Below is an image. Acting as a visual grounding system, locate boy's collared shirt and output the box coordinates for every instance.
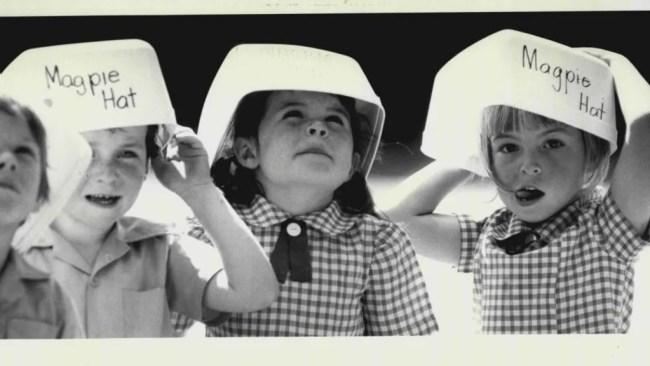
[0,248,83,338]
[23,217,224,338]
[457,190,649,333]
[189,194,438,336]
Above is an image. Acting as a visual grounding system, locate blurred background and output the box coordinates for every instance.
[2,11,650,334]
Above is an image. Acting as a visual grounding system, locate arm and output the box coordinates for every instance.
[584,49,650,235]
[383,161,472,264]
[153,128,279,312]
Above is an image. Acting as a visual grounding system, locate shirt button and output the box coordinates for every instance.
[89,277,99,287]
[286,222,302,237]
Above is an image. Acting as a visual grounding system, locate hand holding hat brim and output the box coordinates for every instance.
[152,126,213,200]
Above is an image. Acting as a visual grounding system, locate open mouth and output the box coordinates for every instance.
[85,194,121,207]
[514,187,545,205]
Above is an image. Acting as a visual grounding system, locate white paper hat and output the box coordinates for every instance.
[0,94,92,253]
[0,39,177,141]
[421,29,617,176]
[197,43,385,177]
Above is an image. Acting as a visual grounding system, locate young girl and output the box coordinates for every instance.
[4,39,278,337]
[387,29,650,333]
[0,96,83,338]
[187,44,437,336]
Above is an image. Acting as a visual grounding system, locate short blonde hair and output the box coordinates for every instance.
[480,105,611,192]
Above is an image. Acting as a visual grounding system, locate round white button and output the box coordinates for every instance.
[286,222,302,237]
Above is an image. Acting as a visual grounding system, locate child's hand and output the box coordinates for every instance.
[151,126,213,200]
[579,47,650,125]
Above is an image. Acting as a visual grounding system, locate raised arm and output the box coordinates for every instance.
[584,49,650,235]
[153,128,278,312]
[384,161,472,264]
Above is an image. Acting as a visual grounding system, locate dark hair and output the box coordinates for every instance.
[0,97,49,203]
[210,90,377,215]
[145,124,160,160]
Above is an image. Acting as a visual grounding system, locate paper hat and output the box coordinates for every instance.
[420,29,617,176]
[197,43,385,177]
[4,97,92,253]
[0,39,177,142]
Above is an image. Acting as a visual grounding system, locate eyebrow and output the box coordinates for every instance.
[17,136,38,146]
[278,101,305,108]
[539,126,572,136]
[119,142,145,149]
[491,132,517,140]
[87,140,144,150]
[278,101,350,117]
[492,126,572,140]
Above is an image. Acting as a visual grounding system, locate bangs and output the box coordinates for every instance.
[480,104,611,192]
[482,105,562,137]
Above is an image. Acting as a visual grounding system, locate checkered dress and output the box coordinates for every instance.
[457,190,649,333]
[188,195,438,336]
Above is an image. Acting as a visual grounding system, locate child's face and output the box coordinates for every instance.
[491,122,587,223]
[63,126,148,229]
[241,90,357,194]
[0,111,42,228]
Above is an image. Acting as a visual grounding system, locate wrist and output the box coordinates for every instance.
[179,181,220,203]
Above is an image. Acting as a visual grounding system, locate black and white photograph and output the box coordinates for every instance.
[1,2,649,364]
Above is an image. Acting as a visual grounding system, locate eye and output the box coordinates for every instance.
[324,115,347,126]
[543,139,565,149]
[281,109,304,120]
[496,143,519,154]
[118,149,140,159]
[15,145,36,158]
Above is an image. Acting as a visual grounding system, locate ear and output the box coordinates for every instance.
[233,137,261,170]
[349,152,361,178]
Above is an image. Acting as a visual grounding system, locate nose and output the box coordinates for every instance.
[520,152,542,176]
[0,151,17,172]
[306,120,329,138]
[87,159,120,185]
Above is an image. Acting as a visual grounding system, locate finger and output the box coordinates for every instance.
[171,126,198,140]
[151,154,173,172]
[174,135,204,150]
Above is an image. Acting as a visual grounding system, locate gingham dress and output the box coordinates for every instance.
[189,195,438,336]
[457,190,649,333]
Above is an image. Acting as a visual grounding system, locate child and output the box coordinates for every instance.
[3,39,278,337]
[188,44,437,336]
[387,29,650,333]
[0,96,84,338]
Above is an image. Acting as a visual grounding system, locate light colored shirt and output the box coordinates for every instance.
[189,195,438,336]
[23,216,223,337]
[457,190,649,333]
[0,248,83,338]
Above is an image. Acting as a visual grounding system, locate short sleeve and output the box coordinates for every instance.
[456,214,484,273]
[596,191,650,262]
[165,234,225,323]
[363,222,438,335]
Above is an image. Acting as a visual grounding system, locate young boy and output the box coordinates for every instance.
[387,30,650,333]
[3,39,278,337]
[0,96,86,338]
